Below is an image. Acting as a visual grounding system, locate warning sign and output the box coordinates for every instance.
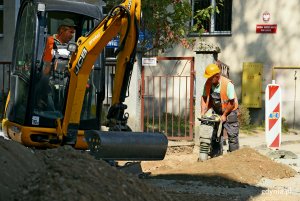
[256,24,277,33]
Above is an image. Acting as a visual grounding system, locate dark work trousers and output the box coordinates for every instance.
[223,110,239,151]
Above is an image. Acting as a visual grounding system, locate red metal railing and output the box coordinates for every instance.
[141,57,195,141]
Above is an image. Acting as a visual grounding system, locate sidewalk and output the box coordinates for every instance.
[238,130,300,173]
[239,130,300,154]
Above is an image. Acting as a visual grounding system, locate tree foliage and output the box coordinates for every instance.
[192,1,223,34]
[103,0,221,53]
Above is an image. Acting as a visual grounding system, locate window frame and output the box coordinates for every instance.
[190,0,232,36]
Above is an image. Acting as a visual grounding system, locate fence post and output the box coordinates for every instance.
[125,52,142,132]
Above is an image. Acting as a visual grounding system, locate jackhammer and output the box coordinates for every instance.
[197,114,223,161]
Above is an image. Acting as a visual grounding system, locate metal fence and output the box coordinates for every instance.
[216,60,230,78]
[141,57,195,140]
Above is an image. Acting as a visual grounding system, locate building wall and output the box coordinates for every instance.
[0,0,19,61]
[214,0,300,128]
[163,0,300,129]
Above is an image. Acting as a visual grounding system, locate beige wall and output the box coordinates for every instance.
[212,0,300,128]
[163,0,300,128]
[0,0,19,61]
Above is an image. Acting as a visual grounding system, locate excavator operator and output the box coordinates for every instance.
[36,18,76,112]
[42,18,76,75]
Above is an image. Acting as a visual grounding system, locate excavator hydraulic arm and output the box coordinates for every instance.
[61,0,167,160]
[63,0,140,135]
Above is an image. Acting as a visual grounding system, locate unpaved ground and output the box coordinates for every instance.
[1,130,300,201]
[0,136,173,201]
[141,131,300,201]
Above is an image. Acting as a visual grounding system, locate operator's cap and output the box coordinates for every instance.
[204,63,221,78]
[60,18,76,27]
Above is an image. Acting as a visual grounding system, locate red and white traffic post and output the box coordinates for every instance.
[265,80,281,149]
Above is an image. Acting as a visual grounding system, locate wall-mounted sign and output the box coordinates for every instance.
[142,57,157,66]
[256,24,277,33]
[262,11,270,23]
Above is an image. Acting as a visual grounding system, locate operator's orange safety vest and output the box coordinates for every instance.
[203,76,239,112]
[43,36,55,63]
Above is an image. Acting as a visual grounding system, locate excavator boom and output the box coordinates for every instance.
[64,0,140,134]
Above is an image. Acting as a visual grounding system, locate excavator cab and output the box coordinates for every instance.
[4,0,103,142]
[2,0,168,161]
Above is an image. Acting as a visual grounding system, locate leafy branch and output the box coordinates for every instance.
[103,0,223,53]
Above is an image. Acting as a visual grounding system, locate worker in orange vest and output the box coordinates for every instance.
[43,18,76,75]
[36,18,76,111]
[201,63,240,152]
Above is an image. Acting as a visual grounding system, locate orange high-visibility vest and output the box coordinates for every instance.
[204,76,238,112]
[43,36,55,63]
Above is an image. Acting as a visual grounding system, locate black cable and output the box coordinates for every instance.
[112,6,131,56]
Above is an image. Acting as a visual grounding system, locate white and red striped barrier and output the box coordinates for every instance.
[265,80,281,149]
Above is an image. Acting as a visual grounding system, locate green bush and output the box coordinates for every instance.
[282,117,289,133]
[238,104,251,129]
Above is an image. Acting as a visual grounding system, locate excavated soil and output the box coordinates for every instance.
[0,137,173,201]
[0,135,299,201]
[143,146,296,185]
[141,145,299,201]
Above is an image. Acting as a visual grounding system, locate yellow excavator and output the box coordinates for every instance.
[2,0,167,161]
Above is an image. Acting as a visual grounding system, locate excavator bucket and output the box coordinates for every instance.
[84,130,168,160]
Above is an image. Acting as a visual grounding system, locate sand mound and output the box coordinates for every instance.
[152,147,297,185]
[0,137,173,201]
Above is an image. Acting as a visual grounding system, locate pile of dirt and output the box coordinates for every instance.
[0,137,43,200]
[144,147,297,185]
[1,135,298,201]
[0,137,173,201]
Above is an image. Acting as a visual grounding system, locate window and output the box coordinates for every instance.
[191,0,232,36]
[6,2,36,124]
[0,0,3,36]
[32,11,98,127]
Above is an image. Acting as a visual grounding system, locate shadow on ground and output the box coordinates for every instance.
[142,174,266,201]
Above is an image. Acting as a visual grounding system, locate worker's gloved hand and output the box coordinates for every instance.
[221,114,227,123]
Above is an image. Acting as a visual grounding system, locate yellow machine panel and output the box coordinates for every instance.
[242,62,263,108]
